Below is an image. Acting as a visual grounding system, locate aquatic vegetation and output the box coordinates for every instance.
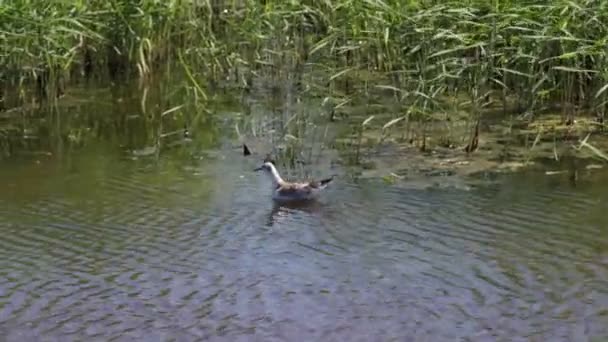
[0,0,215,102]
[2,1,607,111]
[2,0,608,169]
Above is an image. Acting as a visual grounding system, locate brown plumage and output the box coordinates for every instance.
[275,176,334,195]
[254,161,335,202]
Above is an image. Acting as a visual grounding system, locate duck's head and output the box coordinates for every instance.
[254,158,282,184]
[254,154,276,172]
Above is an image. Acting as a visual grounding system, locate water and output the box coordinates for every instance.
[1,83,608,341]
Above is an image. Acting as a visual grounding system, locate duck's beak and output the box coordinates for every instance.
[254,166,263,172]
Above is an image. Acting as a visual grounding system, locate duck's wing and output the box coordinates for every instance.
[276,176,335,197]
[276,181,313,196]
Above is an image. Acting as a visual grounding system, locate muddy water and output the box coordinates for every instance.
[1,82,607,341]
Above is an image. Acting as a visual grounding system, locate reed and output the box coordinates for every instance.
[0,0,214,101]
[3,0,608,159]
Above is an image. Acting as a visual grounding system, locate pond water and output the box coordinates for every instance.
[1,81,608,341]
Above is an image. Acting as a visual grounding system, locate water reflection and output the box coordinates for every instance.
[1,148,608,340]
[2,82,608,341]
[265,201,327,227]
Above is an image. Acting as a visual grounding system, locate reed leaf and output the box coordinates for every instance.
[383,116,405,130]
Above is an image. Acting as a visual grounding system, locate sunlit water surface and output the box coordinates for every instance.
[1,80,608,341]
[1,144,607,341]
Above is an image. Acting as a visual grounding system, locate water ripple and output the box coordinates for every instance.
[1,157,607,340]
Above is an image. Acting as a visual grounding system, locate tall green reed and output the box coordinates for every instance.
[3,0,608,162]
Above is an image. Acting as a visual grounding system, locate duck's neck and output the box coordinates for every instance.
[268,165,284,186]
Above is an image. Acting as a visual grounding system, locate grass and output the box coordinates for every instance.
[2,0,608,164]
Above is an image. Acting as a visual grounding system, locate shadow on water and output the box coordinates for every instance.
[1,76,608,341]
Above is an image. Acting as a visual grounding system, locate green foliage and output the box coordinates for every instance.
[2,0,608,127]
[1,0,207,90]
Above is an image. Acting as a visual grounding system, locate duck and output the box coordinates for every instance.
[254,160,335,202]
